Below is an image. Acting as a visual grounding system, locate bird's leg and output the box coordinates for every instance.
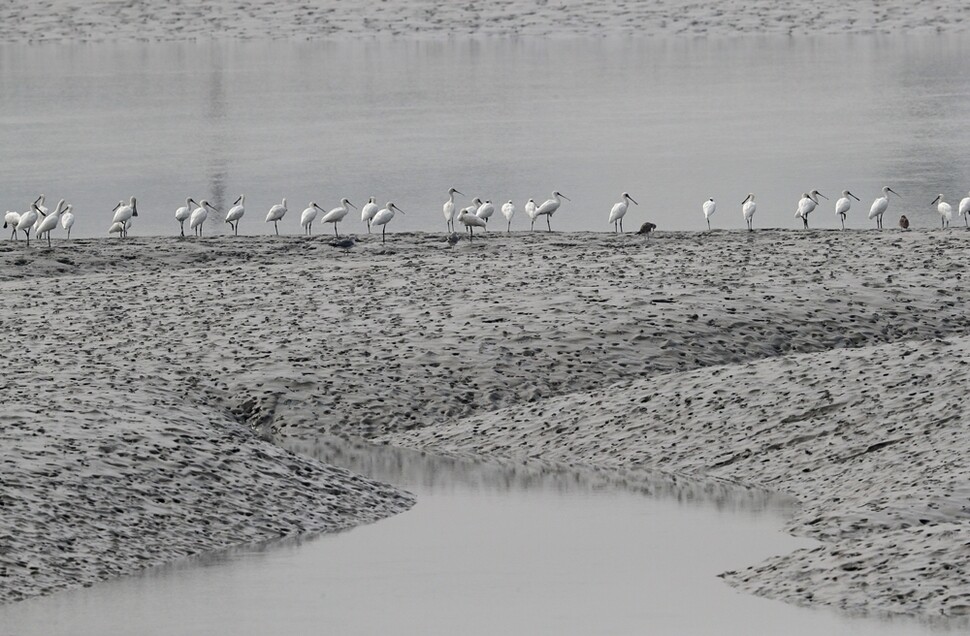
[620,219,623,233]
[382,226,386,244]
[275,221,279,236]
[334,224,338,238]
[507,221,511,233]
[546,216,551,232]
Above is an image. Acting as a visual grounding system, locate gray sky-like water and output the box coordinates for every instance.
[3,35,970,238]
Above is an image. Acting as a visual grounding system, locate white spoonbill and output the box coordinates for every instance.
[175,198,196,237]
[536,191,569,232]
[300,202,325,236]
[742,193,756,231]
[108,219,131,238]
[609,192,638,233]
[371,201,404,244]
[795,190,827,229]
[321,198,357,237]
[16,204,40,246]
[112,197,138,238]
[361,197,379,233]
[701,198,715,231]
[501,200,515,232]
[190,200,218,237]
[931,194,953,229]
[225,195,245,235]
[35,199,67,247]
[442,188,463,232]
[476,199,495,223]
[960,191,970,227]
[266,198,288,235]
[868,186,901,230]
[458,208,487,240]
[525,198,539,231]
[835,190,860,230]
[4,211,21,240]
[60,204,75,239]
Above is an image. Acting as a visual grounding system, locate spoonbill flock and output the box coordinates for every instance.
[2,184,967,247]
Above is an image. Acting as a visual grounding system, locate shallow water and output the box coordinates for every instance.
[3,35,970,238]
[0,438,955,635]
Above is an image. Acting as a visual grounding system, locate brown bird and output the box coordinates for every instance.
[637,221,657,237]
[899,215,910,230]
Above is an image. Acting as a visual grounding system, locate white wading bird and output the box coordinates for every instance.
[525,198,539,231]
[111,197,138,238]
[960,191,970,227]
[609,192,638,233]
[371,201,404,244]
[742,193,756,231]
[175,198,196,237]
[17,204,40,246]
[361,197,379,233]
[501,200,515,232]
[300,202,325,236]
[536,191,569,232]
[443,188,463,233]
[266,198,288,235]
[60,204,75,239]
[701,198,715,231]
[225,195,245,235]
[795,190,827,229]
[835,190,860,230]
[458,207,487,240]
[868,186,900,230]
[476,199,495,223]
[35,199,67,247]
[109,219,131,238]
[932,194,953,229]
[190,200,218,237]
[4,211,21,240]
[321,198,357,237]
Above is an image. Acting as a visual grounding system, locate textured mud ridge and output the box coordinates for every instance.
[1,0,967,43]
[1,229,969,615]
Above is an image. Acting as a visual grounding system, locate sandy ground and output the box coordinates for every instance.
[1,228,970,617]
[1,0,968,42]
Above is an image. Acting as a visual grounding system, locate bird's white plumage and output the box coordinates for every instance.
[190,200,209,233]
[443,188,462,231]
[959,191,970,223]
[476,200,495,221]
[741,193,756,229]
[300,203,321,230]
[702,199,716,220]
[4,211,21,239]
[36,199,67,245]
[361,197,379,225]
[536,191,570,231]
[868,186,899,229]
[933,194,953,228]
[226,195,245,224]
[501,200,515,231]
[113,196,137,226]
[459,209,487,229]
[609,193,638,232]
[60,205,75,237]
[322,198,355,224]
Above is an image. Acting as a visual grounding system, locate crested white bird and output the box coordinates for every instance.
[35,199,67,247]
[960,191,970,227]
[835,190,860,230]
[932,194,953,229]
[59,204,75,239]
[701,198,715,231]
[501,200,515,232]
[190,200,218,237]
[476,199,495,223]
[742,193,756,231]
[112,196,138,238]
[361,197,379,233]
[225,195,245,235]
[609,192,638,233]
[371,201,404,244]
[458,207,487,240]
[300,202,325,236]
[4,211,21,240]
[16,204,40,246]
[525,198,539,231]
[321,198,357,237]
[175,198,196,237]
[266,198,288,235]
[868,186,900,230]
[536,191,569,232]
[443,188,463,232]
[795,190,827,229]
[30,195,48,235]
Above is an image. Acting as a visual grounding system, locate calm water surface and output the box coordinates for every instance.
[2,35,970,237]
[0,438,956,635]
